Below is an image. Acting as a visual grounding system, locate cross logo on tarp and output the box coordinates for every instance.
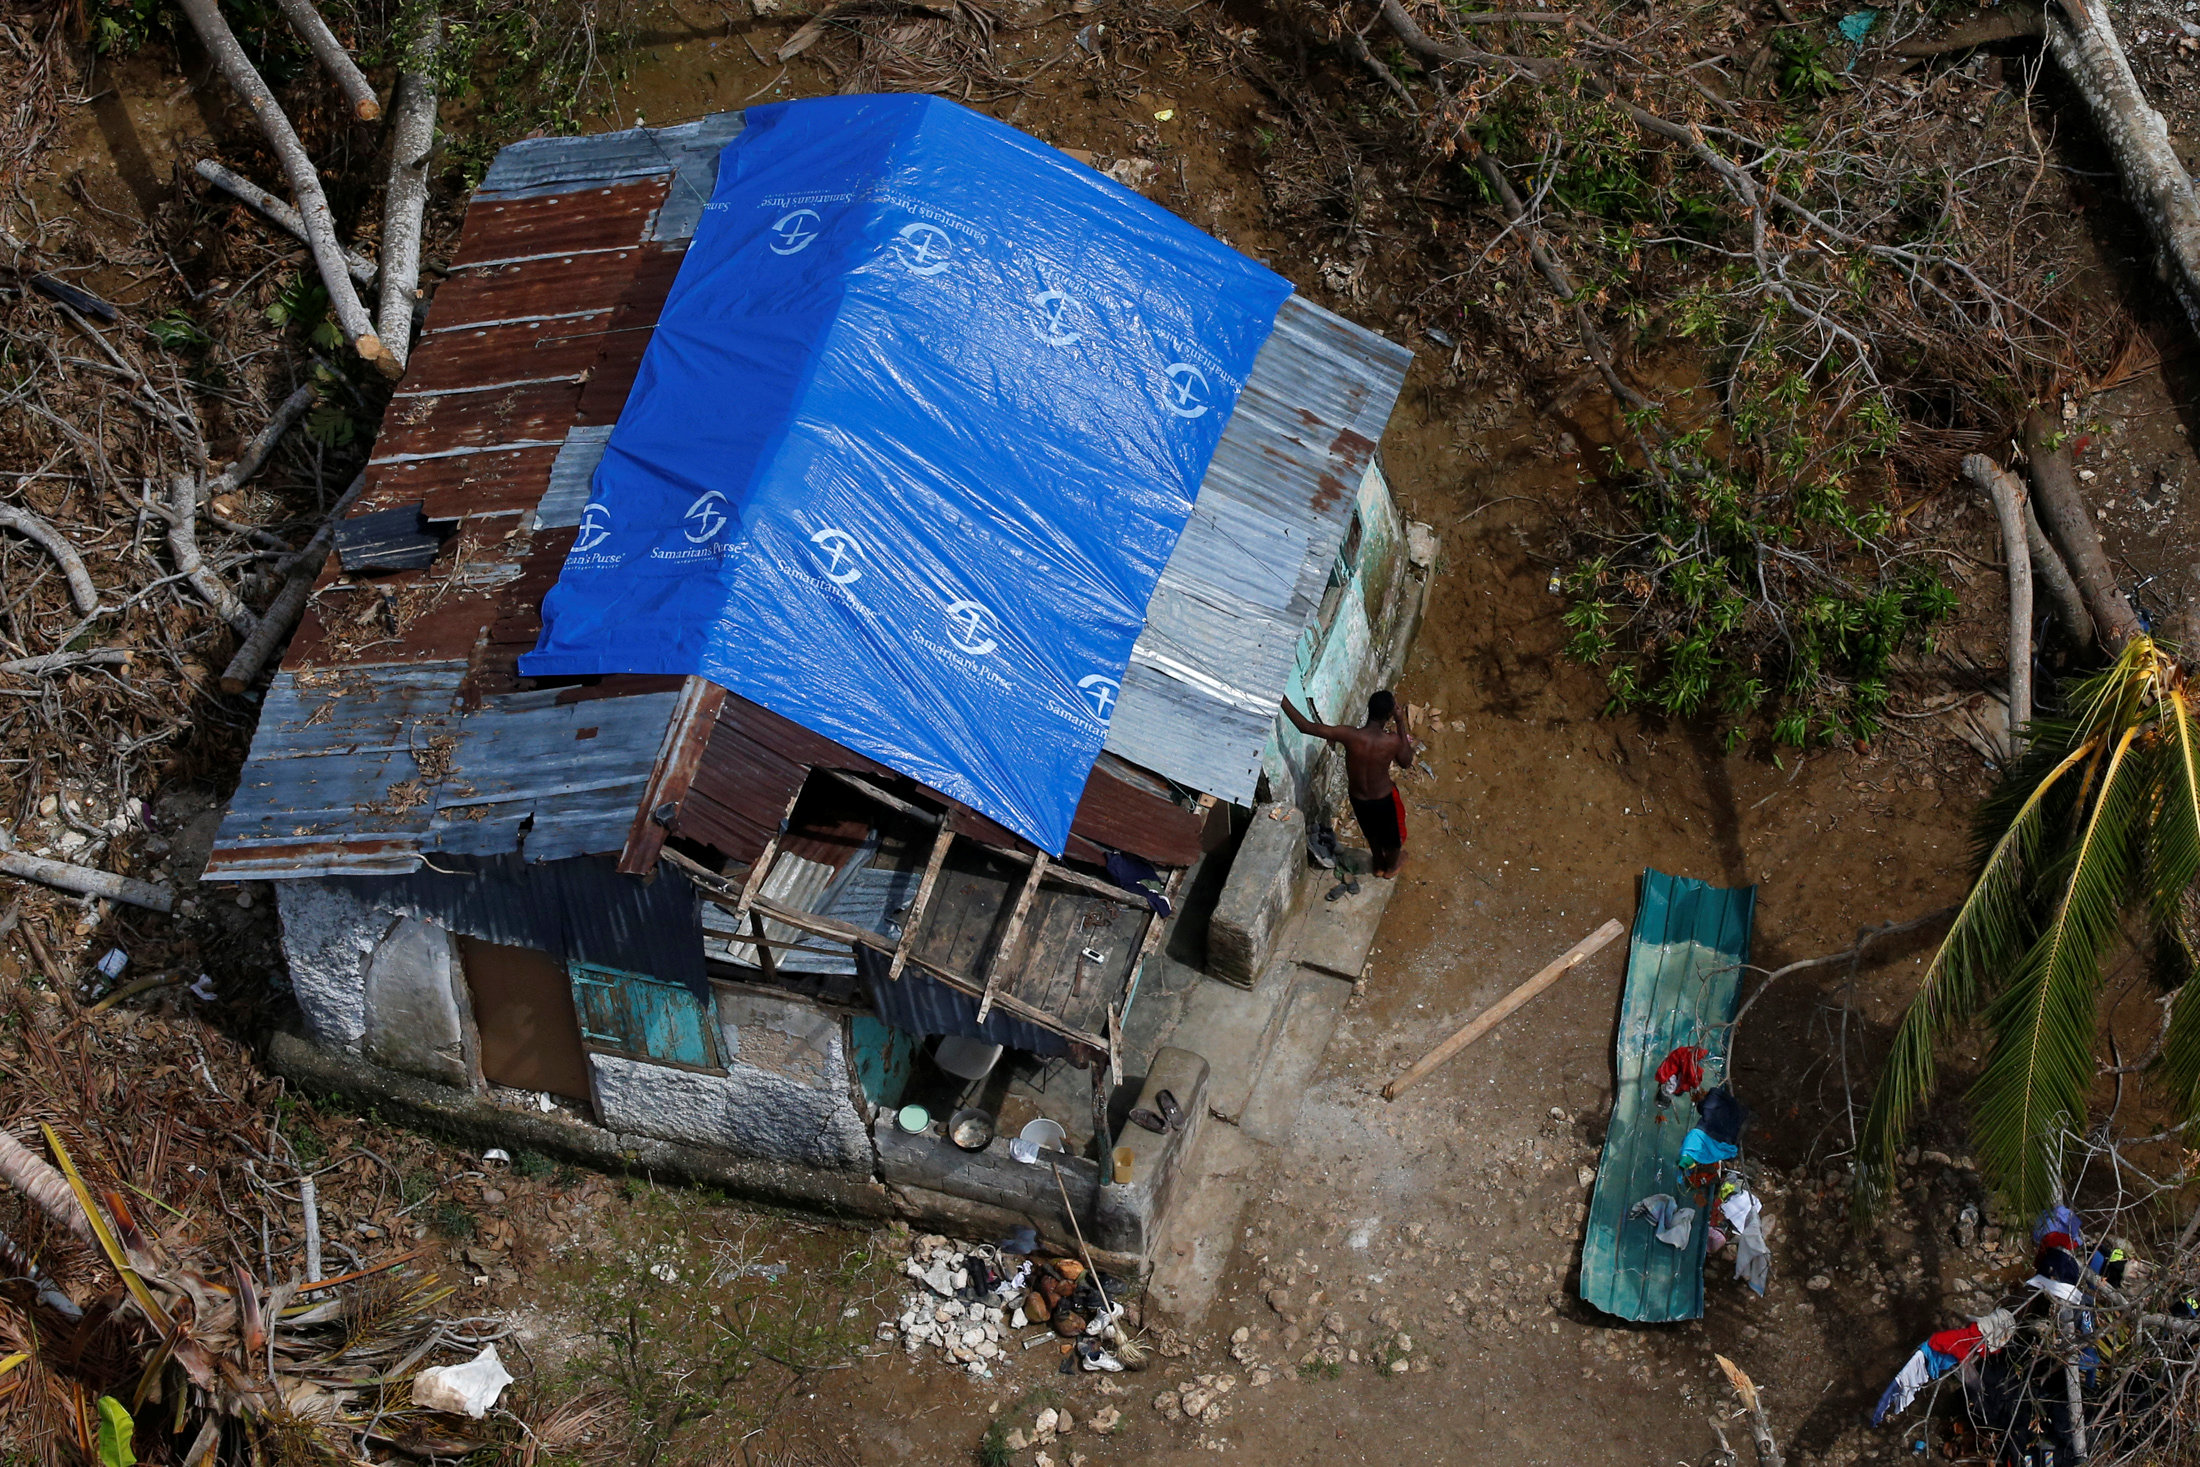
[573,502,613,552]
[683,491,731,545]
[809,526,864,585]
[770,209,821,255]
[943,599,999,656]
[1077,673,1120,720]
[891,222,954,276]
[1030,290,1082,347]
[1162,363,1211,419]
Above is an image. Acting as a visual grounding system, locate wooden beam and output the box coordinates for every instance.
[817,766,940,826]
[680,846,1111,1049]
[977,853,1048,1024]
[727,781,806,933]
[618,676,726,875]
[820,765,1148,907]
[1381,918,1625,1101]
[890,822,954,981]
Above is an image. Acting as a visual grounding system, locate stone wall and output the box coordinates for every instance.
[587,988,872,1173]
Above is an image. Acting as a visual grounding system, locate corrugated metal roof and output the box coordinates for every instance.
[207,110,1407,883]
[1104,294,1411,802]
[1579,870,1755,1324]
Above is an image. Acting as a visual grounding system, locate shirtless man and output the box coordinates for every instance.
[1279,689,1417,877]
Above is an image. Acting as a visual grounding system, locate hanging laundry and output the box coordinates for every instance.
[2032,1204,2084,1253]
[1629,1193,1697,1248]
[1680,1128,1739,1167]
[1698,1085,1749,1145]
[1872,1342,1954,1424]
[1720,1186,1770,1296]
[1654,1045,1707,1098]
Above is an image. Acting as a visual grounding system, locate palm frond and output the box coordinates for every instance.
[2150,685,2200,926]
[1856,729,2097,1192]
[1970,722,2147,1211]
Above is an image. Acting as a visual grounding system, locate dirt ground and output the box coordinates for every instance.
[20,0,2200,1463]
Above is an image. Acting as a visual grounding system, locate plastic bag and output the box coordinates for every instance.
[411,1343,514,1418]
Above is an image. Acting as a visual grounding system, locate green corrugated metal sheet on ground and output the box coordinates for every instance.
[1578,869,1756,1323]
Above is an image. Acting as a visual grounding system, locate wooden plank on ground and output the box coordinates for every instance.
[1381,917,1625,1101]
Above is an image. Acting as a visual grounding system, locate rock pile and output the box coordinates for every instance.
[884,1234,1019,1378]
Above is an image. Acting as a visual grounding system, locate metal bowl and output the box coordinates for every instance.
[949,1107,996,1151]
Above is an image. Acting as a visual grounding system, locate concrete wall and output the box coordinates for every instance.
[274,881,480,1088]
[274,878,387,1052]
[363,916,473,1088]
[587,988,872,1173]
[1210,462,1434,984]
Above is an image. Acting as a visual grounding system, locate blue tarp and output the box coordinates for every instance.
[520,95,1293,852]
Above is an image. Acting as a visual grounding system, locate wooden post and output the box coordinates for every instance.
[976,854,1047,1024]
[748,911,779,983]
[1381,918,1624,1100]
[890,822,954,981]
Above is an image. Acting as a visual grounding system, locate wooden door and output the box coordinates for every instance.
[457,937,593,1105]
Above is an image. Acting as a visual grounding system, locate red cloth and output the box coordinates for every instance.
[1927,1323,1986,1362]
[2039,1231,2075,1254]
[1655,1045,1707,1093]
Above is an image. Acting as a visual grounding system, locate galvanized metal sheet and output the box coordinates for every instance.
[1102,293,1410,798]
[1579,869,1756,1324]
[207,666,676,876]
[478,114,744,206]
[536,424,613,529]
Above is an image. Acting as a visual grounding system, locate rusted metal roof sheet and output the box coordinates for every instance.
[1102,294,1411,802]
[208,112,1406,884]
[209,131,720,882]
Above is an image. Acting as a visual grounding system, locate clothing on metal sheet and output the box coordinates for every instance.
[522,94,1294,853]
[1698,1084,1748,1145]
[1678,1127,1738,1167]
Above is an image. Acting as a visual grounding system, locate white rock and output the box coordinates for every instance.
[1012,1307,1028,1328]
[962,1328,986,1347]
[1230,1326,1250,1345]
[1035,1407,1059,1435]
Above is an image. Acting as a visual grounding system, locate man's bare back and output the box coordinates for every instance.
[1280,689,1417,876]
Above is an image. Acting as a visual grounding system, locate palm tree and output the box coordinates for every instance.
[1861,635,2200,1212]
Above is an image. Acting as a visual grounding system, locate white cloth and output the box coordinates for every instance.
[1720,1188,1769,1294]
[1881,1347,1934,1418]
[2027,1275,2081,1303]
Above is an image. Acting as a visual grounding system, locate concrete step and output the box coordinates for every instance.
[1238,966,1353,1145]
[1172,946,1303,1122]
[1143,1119,1265,1327]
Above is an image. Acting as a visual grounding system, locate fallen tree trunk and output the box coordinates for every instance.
[2044,0,2200,345]
[1962,454,2034,747]
[375,12,441,370]
[220,471,368,691]
[2021,410,2145,653]
[174,0,396,377]
[272,0,381,120]
[2022,498,2095,648]
[195,160,377,287]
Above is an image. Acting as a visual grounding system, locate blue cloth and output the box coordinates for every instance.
[1871,1343,1959,1425]
[1680,1127,1739,1166]
[1698,1084,1748,1145]
[521,94,1294,853]
[2034,1204,2084,1252]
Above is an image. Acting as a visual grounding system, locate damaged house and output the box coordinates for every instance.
[207,95,1420,1262]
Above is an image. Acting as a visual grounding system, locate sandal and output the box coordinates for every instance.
[1127,1107,1166,1134]
[1325,877,1362,902]
[1156,1089,1184,1132]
